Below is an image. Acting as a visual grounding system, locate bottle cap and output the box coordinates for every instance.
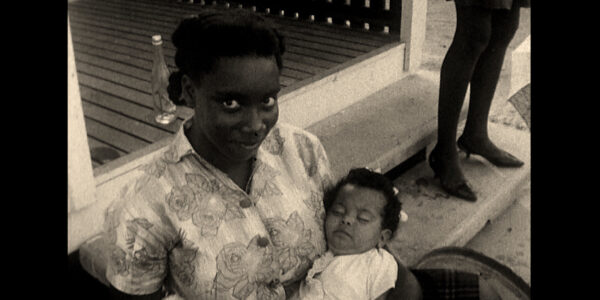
[152,35,163,45]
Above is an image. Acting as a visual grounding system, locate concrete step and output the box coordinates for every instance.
[387,122,530,266]
[308,70,468,178]
[279,43,408,130]
[465,182,531,285]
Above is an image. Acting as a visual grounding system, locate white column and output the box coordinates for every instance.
[68,17,96,213]
[400,0,427,71]
[510,35,531,96]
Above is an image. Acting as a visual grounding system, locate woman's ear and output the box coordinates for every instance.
[378,229,392,248]
[181,74,197,108]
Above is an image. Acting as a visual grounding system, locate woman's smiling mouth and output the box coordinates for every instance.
[237,140,261,150]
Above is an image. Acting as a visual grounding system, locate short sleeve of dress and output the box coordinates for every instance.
[312,135,335,190]
[292,126,335,190]
[367,249,398,299]
[104,174,179,295]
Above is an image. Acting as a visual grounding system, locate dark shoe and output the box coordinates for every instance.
[428,148,477,202]
[457,136,524,168]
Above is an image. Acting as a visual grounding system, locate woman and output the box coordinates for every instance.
[430,0,530,201]
[104,8,336,299]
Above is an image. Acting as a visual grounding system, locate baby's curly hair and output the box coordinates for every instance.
[323,168,402,235]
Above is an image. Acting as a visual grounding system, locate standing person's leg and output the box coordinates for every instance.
[431,4,492,201]
[458,2,524,167]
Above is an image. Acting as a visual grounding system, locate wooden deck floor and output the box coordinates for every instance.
[68,0,398,168]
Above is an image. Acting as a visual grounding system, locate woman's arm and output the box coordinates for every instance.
[375,289,392,300]
[386,260,422,300]
[68,195,114,254]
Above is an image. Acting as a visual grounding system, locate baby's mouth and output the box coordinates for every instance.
[333,229,352,239]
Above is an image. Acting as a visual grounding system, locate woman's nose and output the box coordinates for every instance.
[242,107,266,133]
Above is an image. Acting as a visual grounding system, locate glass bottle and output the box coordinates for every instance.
[151,35,177,125]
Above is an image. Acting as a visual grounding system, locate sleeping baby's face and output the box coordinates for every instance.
[325,184,392,256]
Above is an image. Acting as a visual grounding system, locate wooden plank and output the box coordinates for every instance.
[75,60,150,94]
[284,46,348,63]
[69,0,370,57]
[279,57,328,75]
[69,17,174,57]
[73,50,151,82]
[272,18,398,45]
[77,73,207,124]
[69,5,359,63]
[263,10,397,43]
[70,0,378,53]
[284,39,362,58]
[88,136,129,158]
[278,27,376,52]
[277,68,313,81]
[68,10,174,46]
[71,28,297,86]
[92,0,396,44]
[84,117,150,153]
[69,0,181,29]
[79,85,184,134]
[69,22,159,61]
[306,0,401,33]
[72,41,155,73]
[81,101,173,143]
[87,136,128,167]
[71,21,335,72]
[77,73,155,112]
[282,52,337,70]
[69,7,338,70]
[70,21,301,83]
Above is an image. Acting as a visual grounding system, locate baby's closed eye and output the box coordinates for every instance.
[357,212,373,223]
[330,204,345,216]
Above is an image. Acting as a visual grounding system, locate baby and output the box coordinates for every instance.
[297,168,407,300]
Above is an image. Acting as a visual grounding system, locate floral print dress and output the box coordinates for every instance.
[104,120,334,299]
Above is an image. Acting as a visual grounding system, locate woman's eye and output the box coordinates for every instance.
[262,96,276,107]
[222,99,240,110]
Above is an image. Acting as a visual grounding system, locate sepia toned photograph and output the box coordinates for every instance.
[68,0,531,298]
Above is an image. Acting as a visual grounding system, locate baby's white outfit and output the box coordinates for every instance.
[297,248,398,300]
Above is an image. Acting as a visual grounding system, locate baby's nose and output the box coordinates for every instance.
[341,215,353,225]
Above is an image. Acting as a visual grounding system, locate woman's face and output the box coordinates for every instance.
[325,184,392,256]
[185,56,280,165]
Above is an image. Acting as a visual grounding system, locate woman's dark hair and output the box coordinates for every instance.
[323,168,402,234]
[167,8,286,104]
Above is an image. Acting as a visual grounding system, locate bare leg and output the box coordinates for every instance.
[432,4,492,197]
[459,3,524,167]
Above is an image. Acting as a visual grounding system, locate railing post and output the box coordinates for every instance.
[68,16,97,213]
[400,0,427,71]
